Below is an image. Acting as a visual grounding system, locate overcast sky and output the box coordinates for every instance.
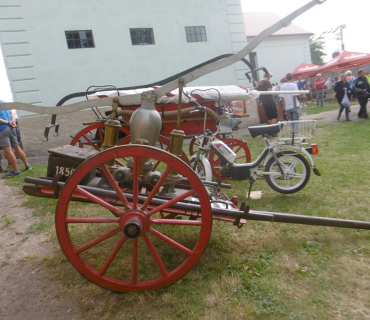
[1,0,368,102]
[241,0,369,58]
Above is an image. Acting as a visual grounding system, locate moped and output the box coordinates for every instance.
[190,105,320,195]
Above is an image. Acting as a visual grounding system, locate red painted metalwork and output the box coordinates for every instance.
[70,122,130,150]
[210,138,251,180]
[55,145,212,292]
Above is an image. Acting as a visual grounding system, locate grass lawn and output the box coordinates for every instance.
[3,117,370,320]
[301,99,357,115]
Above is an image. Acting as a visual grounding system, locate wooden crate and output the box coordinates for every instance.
[47,145,97,184]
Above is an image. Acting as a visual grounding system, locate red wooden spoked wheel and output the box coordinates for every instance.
[210,138,251,180]
[70,122,130,151]
[118,135,190,166]
[189,134,223,156]
[55,145,212,292]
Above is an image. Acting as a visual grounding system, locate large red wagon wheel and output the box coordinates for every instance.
[70,122,130,151]
[55,145,212,292]
[210,138,251,180]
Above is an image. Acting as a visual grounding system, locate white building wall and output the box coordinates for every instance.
[247,34,312,83]
[0,0,249,117]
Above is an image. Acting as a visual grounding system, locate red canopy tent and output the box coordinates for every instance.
[280,63,321,82]
[318,51,370,75]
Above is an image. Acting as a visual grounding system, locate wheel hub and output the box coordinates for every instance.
[120,210,149,239]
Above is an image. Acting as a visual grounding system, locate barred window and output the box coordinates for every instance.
[130,28,155,45]
[65,30,95,49]
[185,26,207,42]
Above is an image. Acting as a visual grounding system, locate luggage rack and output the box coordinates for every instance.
[276,120,316,146]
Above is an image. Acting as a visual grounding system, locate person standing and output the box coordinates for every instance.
[333,76,339,87]
[305,76,314,102]
[0,100,32,176]
[299,76,308,107]
[353,69,370,119]
[334,73,351,121]
[346,70,356,101]
[279,73,300,132]
[324,78,333,91]
[314,73,325,107]
[257,73,278,125]
[272,82,280,103]
[365,71,370,85]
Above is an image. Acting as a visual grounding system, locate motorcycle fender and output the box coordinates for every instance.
[189,155,213,182]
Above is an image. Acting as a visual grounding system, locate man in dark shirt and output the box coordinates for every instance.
[257,73,277,124]
[353,69,370,119]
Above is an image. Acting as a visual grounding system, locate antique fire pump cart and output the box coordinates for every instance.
[3,0,363,293]
[20,86,370,292]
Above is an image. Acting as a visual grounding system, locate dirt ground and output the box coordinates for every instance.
[0,104,362,319]
[0,180,81,320]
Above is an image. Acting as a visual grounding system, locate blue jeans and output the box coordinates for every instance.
[287,108,300,133]
[316,89,324,106]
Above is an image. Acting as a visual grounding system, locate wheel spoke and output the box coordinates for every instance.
[142,234,168,278]
[141,165,173,210]
[98,234,127,277]
[151,218,203,226]
[99,162,132,209]
[233,145,243,153]
[66,217,120,223]
[132,156,139,208]
[97,127,104,144]
[235,154,245,161]
[132,239,138,284]
[291,172,303,178]
[288,159,299,170]
[114,158,126,166]
[74,227,121,254]
[284,176,291,187]
[74,186,123,216]
[148,227,193,255]
[82,134,101,151]
[151,159,163,172]
[147,189,197,217]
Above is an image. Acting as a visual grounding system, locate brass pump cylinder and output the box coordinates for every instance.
[103,119,122,166]
[169,129,185,158]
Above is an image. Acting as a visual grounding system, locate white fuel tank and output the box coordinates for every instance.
[211,140,236,163]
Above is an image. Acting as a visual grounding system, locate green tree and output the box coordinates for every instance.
[309,35,326,65]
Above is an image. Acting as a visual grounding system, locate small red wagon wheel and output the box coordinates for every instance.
[55,145,212,292]
[210,138,251,180]
[70,122,130,151]
[118,135,190,166]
